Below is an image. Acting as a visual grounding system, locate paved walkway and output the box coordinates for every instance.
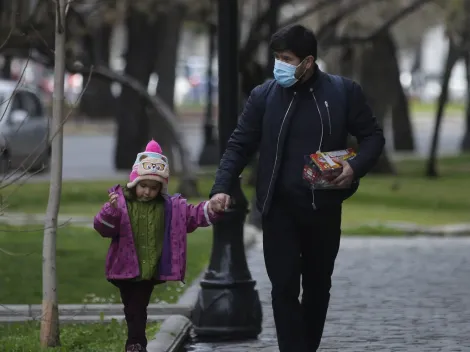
[185,237,470,351]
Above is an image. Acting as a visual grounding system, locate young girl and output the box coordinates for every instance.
[93,140,219,352]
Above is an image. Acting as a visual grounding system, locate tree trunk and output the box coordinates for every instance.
[40,0,65,347]
[386,28,414,151]
[392,83,415,151]
[357,33,396,174]
[198,18,219,167]
[1,55,11,78]
[411,39,422,74]
[155,5,184,111]
[150,5,198,197]
[153,5,183,164]
[79,25,115,119]
[265,0,281,75]
[386,29,414,151]
[426,39,460,177]
[114,9,159,170]
[460,52,470,151]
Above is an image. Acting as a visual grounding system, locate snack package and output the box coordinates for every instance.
[302,148,357,190]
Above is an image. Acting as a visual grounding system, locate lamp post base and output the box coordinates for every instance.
[192,281,262,339]
[191,200,262,340]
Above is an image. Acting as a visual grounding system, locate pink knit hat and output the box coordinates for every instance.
[127,140,170,194]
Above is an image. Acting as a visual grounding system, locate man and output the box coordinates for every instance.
[209,24,385,351]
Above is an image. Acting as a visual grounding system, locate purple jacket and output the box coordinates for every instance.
[93,185,217,282]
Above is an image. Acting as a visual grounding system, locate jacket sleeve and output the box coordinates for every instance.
[93,202,121,238]
[185,200,219,234]
[209,84,265,197]
[346,81,386,179]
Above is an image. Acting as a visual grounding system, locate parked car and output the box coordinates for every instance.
[0,79,50,174]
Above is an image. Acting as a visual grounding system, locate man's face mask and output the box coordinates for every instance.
[273,57,311,88]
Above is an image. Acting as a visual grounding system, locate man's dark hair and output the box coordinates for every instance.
[269,24,317,60]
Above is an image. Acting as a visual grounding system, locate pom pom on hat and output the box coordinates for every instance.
[145,139,162,153]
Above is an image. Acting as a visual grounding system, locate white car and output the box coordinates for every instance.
[0,79,50,174]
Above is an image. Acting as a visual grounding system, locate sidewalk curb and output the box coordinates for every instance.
[347,221,470,237]
[0,314,168,324]
[0,304,193,319]
[147,315,192,352]
[148,224,262,352]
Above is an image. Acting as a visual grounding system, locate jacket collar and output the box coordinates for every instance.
[285,63,324,93]
[302,64,325,92]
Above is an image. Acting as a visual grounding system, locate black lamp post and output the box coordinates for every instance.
[198,1,219,166]
[191,0,262,340]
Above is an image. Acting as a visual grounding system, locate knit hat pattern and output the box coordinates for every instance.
[127,140,170,194]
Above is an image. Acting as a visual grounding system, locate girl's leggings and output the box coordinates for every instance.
[113,280,155,348]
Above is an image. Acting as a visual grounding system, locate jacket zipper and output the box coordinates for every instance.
[261,92,296,214]
[310,90,326,211]
[325,101,332,135]
[310,89,324,153]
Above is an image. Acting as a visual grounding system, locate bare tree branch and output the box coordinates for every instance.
[278,0,344,29]
[315,0,388,42]
[329,0,433,46]
[240,0,336,61]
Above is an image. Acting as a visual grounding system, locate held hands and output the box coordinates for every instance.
[109,192,119,208]
[209,193,231,214]
[331,158,355,188]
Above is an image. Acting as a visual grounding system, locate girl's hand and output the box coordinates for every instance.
[109,192,119,208]
[209,193,231,213]
[207,200,216,217]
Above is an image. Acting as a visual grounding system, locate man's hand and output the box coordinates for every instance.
[209,193,231,213]
[331,158,355,188]
[109,192,119,208]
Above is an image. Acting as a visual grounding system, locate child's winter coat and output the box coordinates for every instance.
[93,185,216,282]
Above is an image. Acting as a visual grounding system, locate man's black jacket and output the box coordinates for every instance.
[210,68,385,215]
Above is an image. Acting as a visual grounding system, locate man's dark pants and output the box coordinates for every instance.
[262,195,341,352]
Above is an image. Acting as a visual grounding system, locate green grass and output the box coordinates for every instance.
[1,155,469,232]
[176,102,206,115]
[0,176,221,216]
[409,100,465,115]
[342,154,470,228]
[0,226,213,304]
[341,225,408,236]
[0,320,159,352]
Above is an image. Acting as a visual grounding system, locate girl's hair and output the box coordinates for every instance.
[122,182,164,201]
[122,185,137,200]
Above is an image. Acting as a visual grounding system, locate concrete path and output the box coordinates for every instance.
[0,303,190,324]
[185,237,470,351]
